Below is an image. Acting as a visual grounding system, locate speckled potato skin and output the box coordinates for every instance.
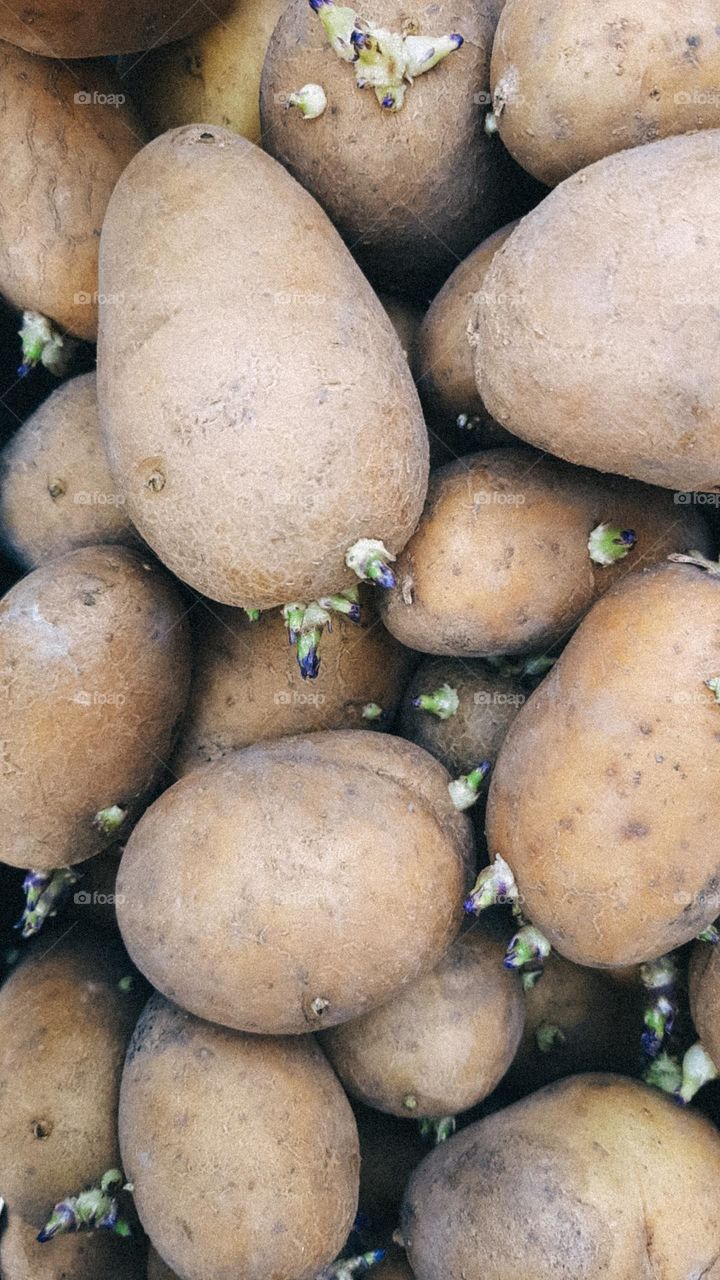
[117,731,473,1034]
[0,931,144,1229]
[0,1211,145,1280]
[491,0,720,187]
[0,0,232,58]
[172,591,415,776]
[0,545,191,870]
[690,943,720,1070]
[472,132,720,491]
[120,995,360,1280]
[0,373,140,568]
[0,45,143,340]
[487,562,720,967]
[403,1074,720,1280]
[379,448,711,657]
[260,0,539,300]
[398,657,526,775]
[320,925,524,1118]
[98,125,428,608]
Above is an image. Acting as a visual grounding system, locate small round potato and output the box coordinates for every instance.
[120,994,360,1280]
[0,0,231,58]
[117,731,473,1034]
[0,1210,145,1280]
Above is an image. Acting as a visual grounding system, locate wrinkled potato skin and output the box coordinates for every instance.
[379,448,710,656]
[0,45,143,339]
[690,943,720,1070]
[99,126,428,609]
[320,926,524,1117]
[260,0,537,299]
[0,0,232,58]
[0,373,139,567]
[120,996,360,1280]
[0,932,144,1228]
[473,132,720,492]
[403,1074,720,1280]
[117,731,472,1034]
[0,1211,145,1280]
[172,592,415,776]
[491,0,720,187]
[488,563,720,967]
[0,545,191,870]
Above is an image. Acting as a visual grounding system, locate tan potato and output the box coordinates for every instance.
[120,994,359,1280]
[354,1102,427,1237]
[690,943,720,1070]
[122,0,288,145]
[487,561,720,967]
[472,132,720,492]
[379,448,711,657]
[0,0,231,58]
[0,45,143,341]
[403,1074,720,1280]
[260,0,539,300]
[0,545,191,871]
[172,592,415,776]
[0,1210,145,1280]
[491,0,720,187]
[117,731,473,1034]
[320,925,524,1118]
[98,125,428,609]
[0,373,139,568]
[0,930,144,1228]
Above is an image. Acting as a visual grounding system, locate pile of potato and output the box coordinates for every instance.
[2,1,720,1278]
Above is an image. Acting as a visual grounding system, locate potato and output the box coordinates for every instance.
[117,731,472,1034]
[0,373,139,568]
[123,0,288,145]
[260,0,540,300]
[0,930,144,1228]
[690,943,720,1071]
[0,45,143,342]
[120,994,359,1280]
[402,1074,720,1280]
[0,545,191,871]
[379,448,710,657]
[472,132,720,492]
[172,591,414,776]
[320,924,524,1118]
[0,1211,144,1280]
[487,561,720,967]
[354,1103,426,1237]
[98,125,428,609]
[491,0,720,187]
[0,0,231,58]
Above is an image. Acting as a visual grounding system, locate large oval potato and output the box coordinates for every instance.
[0,45,143,340]
[0,545,191,870]
[117,731,472,1034]
[379,448,710,656]
[403,1075,720,1280]
[98,126,428,608]
[0,930,144,1228]
[472,132,720,491]
[491,0,720,186]
[0,1211,144,1280]
[487,561,720,967]
[172,591,414,776]
[260,0,539,300]
[0,0,231,58]
[120,995,359,1280]
[0,373,139,567]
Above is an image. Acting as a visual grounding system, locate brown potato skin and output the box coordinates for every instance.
[491,0,720,187]
[0,1211,145,1280]
[320,925,525,1118]
[487,562,720,967]
[473,132,720,492]
[0,46,143,339]
[120,995,360,1280]
[172,592,415,776]
[98,125,428,610]
[0,931,144,1228]
[0,0,232,58]
[117,731,473,1034]
[0,373,139,568]
[0,545,191,871]
[260,0,539,300]
[403,1074,720,1280]
[379,448,711,657]
[690,943,720,1070]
